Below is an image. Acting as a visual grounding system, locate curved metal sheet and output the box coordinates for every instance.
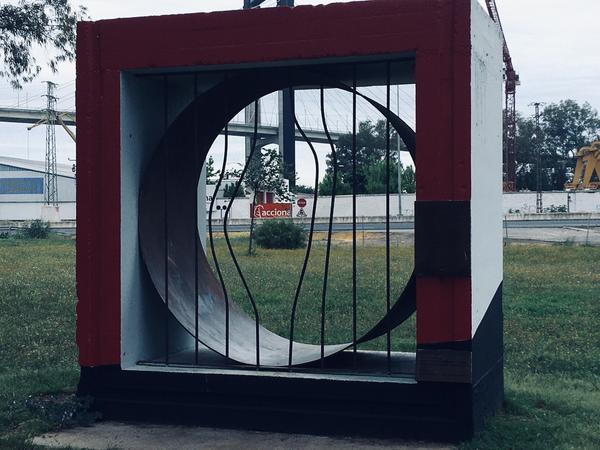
[139,67,417,366]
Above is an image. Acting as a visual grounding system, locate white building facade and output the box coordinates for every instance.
[0,157,76,221]
[1,156,598,223]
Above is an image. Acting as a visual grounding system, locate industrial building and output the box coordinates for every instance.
[0,156,75,221]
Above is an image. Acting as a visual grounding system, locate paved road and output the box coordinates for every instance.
[2,218,599,236]
[504,226,600,246]
[212,218,600,233]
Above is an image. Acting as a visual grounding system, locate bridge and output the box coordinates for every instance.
[0,107,76,126]
[0,107,343,144]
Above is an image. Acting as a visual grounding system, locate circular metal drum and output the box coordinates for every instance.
[139,67,417,367]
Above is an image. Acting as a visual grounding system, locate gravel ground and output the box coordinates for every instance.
[33,421,450,450]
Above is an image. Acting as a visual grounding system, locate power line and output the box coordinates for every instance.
[531,102,545,213]
[43,81,59,206]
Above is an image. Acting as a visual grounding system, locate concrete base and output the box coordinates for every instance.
[32,421,451,450]
[77,358,503,443]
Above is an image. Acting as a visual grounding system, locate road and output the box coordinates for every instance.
[2,219,599,243]
[211,218,600,233]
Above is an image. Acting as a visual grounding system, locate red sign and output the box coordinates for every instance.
[251,203,292,219]
[297,198,307,208]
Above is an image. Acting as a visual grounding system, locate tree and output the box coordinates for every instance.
[291,184,315,194]
[542,100,600,188]
[544,100,600,158]
[1,0,87,88]
[515,100,600,191]
[363,159,415,194]
[319,172,351,196]
[318,119,413,195]
[401,165,416,193]
[514,113,541,191]
[222,182,245,198]
[244,146,290,255]
[205,156,218,184]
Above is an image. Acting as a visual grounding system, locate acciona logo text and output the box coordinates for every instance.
[253,204,291,218]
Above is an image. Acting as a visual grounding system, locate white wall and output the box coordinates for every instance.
[121,73,205,368]
[206,191,600,220]
[0,166,76,221]
[504,191,600,213]
[0,169,75,202]
[207,193,414,221]
[470,0,504,337]
[0,201,76,221]
[1,191,597,223]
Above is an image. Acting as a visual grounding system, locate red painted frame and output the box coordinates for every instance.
[76,0,472,367]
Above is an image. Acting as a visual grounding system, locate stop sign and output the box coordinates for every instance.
[297,198,307,208]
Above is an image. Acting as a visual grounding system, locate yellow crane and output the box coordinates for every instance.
[565,141,600,190]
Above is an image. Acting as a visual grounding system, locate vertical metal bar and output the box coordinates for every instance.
[319,86,337,368]
[163,75,170,365]
[210,129,231,357]
[193,75,199,365]
[397,84,402,217]
[385,63,392,374]
[352,66,358,363]
[534,103,543,213]
[288,112,320,368]
[223,100,261,367]
[208,81,232,359]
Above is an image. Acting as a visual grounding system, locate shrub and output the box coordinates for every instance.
[544,204,568,213]
[20,220,50,239]
[223,183,245,198]
[0,231,9,239]
[254,220,307,249]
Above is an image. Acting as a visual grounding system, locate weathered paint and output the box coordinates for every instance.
[76,0,500,366]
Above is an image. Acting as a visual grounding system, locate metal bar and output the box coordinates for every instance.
[288,111,320,367]
[223,100,262,367]
[163,75,170,365]
[138,69,419,370]
[208,127,232,357]
[385,63,392,374]
[319,86,337,368]
[194,75,200,365]
[352,66,358,363]
[208,81,232,359]
[534,102,543,212]
[397,84,402,216]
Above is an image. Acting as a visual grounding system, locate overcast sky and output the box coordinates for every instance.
[1,0,599,185]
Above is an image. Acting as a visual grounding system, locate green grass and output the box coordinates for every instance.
[0,237,89,450]
[0,237,599,449]
[209,235,415,350]
[465,244,600,450]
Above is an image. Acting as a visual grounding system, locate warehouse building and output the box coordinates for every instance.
[0,156,75,222]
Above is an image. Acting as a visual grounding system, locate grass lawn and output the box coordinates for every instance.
[208,234,416,351]
[0,236,599,449]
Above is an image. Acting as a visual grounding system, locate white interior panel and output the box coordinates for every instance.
[470,0,504,336]
[120,74,207,368]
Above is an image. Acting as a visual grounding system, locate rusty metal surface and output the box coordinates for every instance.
[139,66,417,367]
